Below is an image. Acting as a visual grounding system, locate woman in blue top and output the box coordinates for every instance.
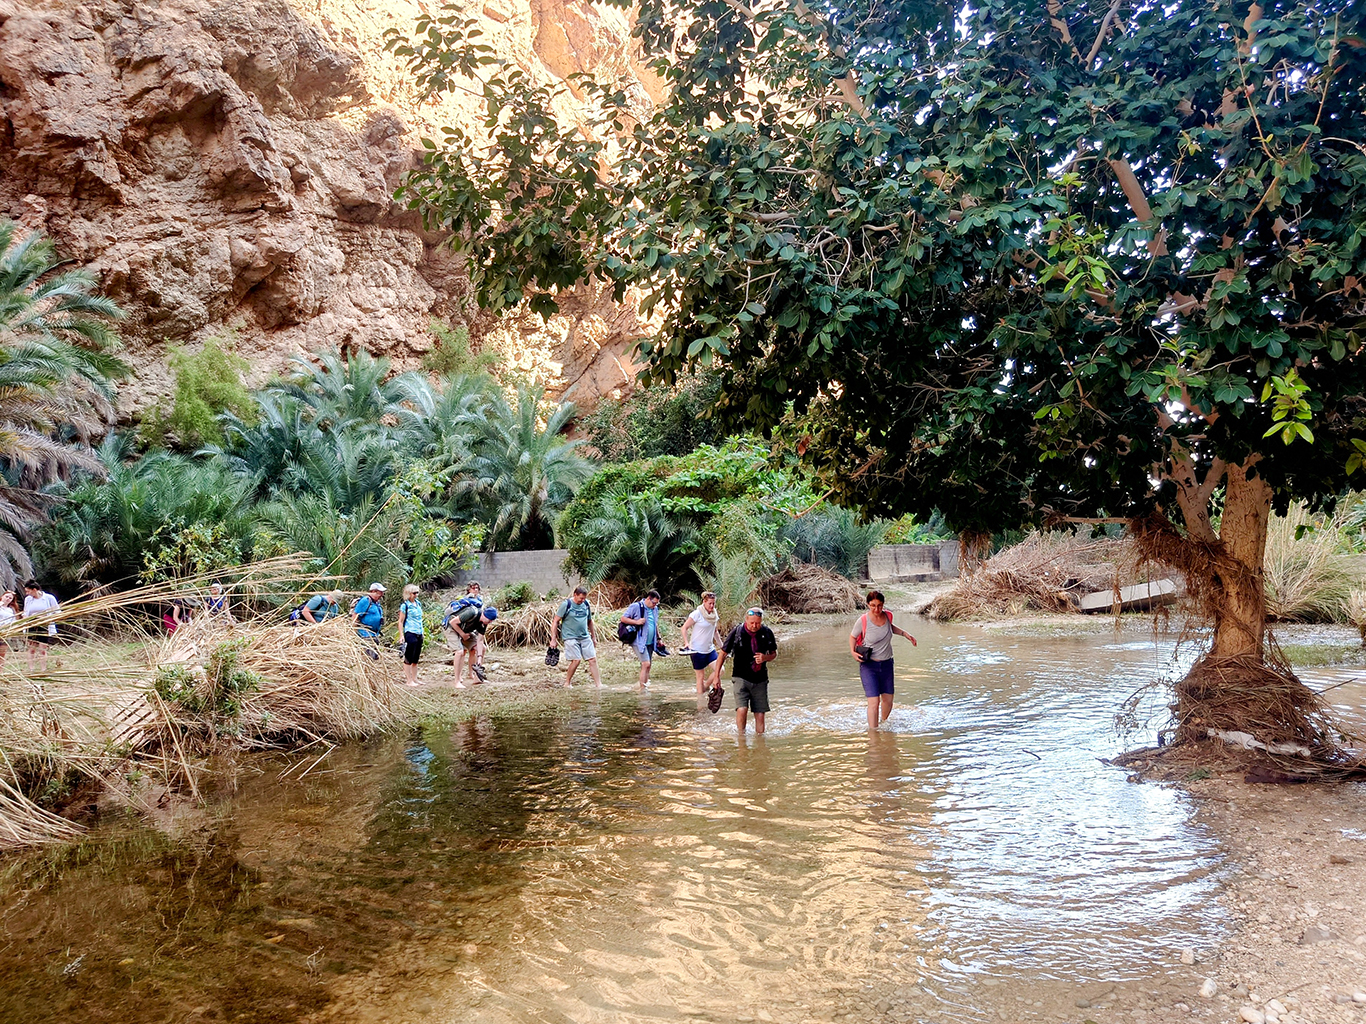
[352,582,386,640]
[398,583,424,686]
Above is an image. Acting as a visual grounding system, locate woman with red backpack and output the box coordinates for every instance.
[849,591,917,731]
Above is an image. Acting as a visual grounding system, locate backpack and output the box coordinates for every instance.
[852,610,893,645]
[287,599,308,622]
[617,602,642,644]
[443,595,482,629]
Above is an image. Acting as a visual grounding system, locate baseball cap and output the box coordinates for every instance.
[483,606,498,620]
[368,582,386,593]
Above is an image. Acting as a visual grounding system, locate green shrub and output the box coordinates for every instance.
[142,337,253,449]
[494,580,536,609]
[582,370,726,461]
[422,322,499,378]
[779,507,887,579]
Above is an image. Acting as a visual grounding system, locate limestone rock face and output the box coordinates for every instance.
[0,0,656,409]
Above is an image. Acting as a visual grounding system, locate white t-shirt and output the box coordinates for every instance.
[0,605,15,627]
[687,606,720,653]
[23,591,59,635]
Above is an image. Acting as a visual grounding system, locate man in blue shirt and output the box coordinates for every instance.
[620,589,663,691]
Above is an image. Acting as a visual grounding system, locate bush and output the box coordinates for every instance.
[142,337,253,449]
[422,322,498,378]
[779,507,887,579]
[581,371,726,461]
[494,580,536,609]
[1263,505,1361,622]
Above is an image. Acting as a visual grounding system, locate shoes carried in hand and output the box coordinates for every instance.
[473,664,487,682]
[654,644,671,657]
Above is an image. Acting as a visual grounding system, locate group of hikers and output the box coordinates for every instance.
[285,580,499,688]
[150,575,917,729]
[548,585,916,733]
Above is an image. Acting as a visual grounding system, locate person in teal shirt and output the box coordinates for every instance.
[552,585,600,688]
[398,583,425,686]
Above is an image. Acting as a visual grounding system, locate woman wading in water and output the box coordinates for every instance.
[849,591,916,731]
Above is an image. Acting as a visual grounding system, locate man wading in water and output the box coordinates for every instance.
[849,590,916,731]
[713,607,778,734]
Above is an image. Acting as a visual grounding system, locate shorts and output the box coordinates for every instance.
[563,636,596,661]
[859,658,895,697]
[734,676,770,713]
[690,650,718,671]
[28,630,56,645]
[635,645,653,663]
[403,632,423,665]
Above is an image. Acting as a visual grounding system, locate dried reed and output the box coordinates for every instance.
[754,563,862,614]
[484,602,560,649]
[920,530,1147,621]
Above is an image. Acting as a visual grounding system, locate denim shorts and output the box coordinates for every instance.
[859,658,895,697]
[690,650,718,671]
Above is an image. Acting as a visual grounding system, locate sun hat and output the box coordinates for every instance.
[368,582,386,592]
[329,589,344,603]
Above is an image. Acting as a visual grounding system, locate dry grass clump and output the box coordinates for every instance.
[1263,505,1362,622]
[921,530,1147,621]
[144,617,404,752]
[1348,589,1366,645]
[754,563,862,614]
[484,601,559,648]
[587,580,634,611]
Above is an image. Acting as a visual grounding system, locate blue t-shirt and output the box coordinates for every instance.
[304,594,340,621]
[400,600,424,636]
[354,596,384,637]
[628,601,658,650]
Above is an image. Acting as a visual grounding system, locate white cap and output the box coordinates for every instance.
[368,582,386,592]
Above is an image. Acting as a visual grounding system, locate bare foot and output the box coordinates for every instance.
[455,682,467,689]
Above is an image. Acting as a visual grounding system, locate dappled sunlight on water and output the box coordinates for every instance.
[1,617,1236,1023]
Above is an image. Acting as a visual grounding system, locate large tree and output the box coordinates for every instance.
[390,2,1366,752]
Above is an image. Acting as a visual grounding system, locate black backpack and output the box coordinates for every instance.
[617,602,641,644]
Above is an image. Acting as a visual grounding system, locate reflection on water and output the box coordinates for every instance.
[2,619,1258,1022]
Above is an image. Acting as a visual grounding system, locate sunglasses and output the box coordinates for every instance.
[746,608,763,617]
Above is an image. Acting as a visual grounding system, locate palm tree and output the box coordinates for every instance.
[575,489,700,591]
[0,220,125,583]
[451,386,593,550]
[36,435,254,586]
[270,349,404,433]
[255,491,410,593]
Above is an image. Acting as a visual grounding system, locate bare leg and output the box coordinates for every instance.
[754,711,766,735]
[736,707,748,732]
[453,648,467,688]
[637,658,650,690]
[564,660,579,687]
[880,693,894,724]
[866,697,880,731]
[586,657,601,688]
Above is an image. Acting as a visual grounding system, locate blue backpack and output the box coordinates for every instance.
[443,595,482,629]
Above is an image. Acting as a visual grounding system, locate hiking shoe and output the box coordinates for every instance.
[473,664,487,682]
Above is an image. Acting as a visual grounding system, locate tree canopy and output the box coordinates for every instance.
[392,0,1366,678]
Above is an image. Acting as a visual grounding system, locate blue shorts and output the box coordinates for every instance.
[860,659,895,697]
[690,650,718,671]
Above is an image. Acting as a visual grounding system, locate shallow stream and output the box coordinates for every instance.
[6,618,1362,1023]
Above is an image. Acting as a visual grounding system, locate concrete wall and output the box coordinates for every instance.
[448,550,583,598]
[867,541,960,583]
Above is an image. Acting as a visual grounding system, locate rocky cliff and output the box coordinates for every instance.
[0,0,657,410]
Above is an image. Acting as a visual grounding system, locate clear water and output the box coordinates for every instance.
[0,619,1241,1023]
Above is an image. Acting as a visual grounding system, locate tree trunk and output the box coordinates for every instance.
[1207,460,1272,661]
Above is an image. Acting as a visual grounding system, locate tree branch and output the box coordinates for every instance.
[1084,0,1123,67]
